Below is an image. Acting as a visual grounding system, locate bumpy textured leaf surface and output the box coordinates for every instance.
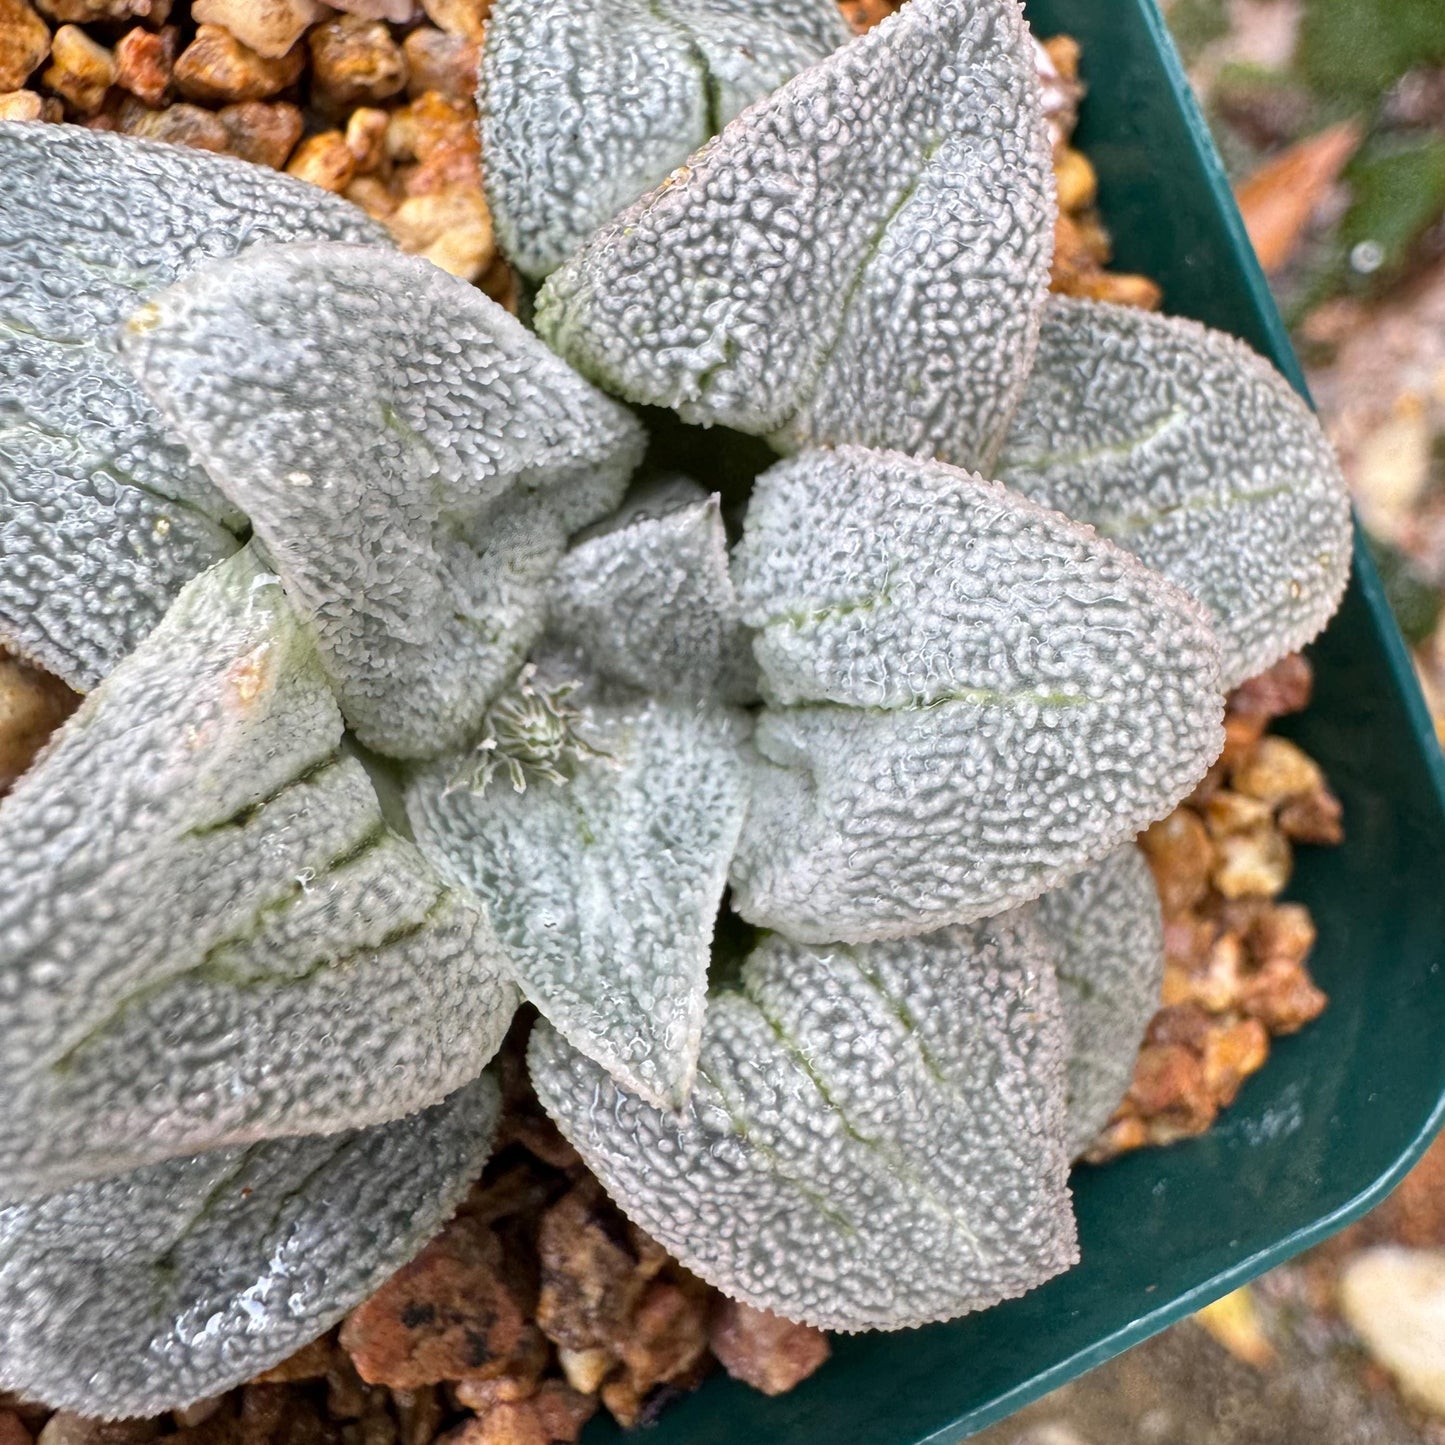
[0,549,516,1201]
[0,123,389,691]
[536,0,1055,472]
[546,482,758,703]
[0,1074,499,1418]
[728,446,1224,943]
[996,298,1354,689]
[125,243,646,760]
[531,916,1077,1331]
[481,0,850,280]
[1032,845,1164,1158]
[410,693,749,1107]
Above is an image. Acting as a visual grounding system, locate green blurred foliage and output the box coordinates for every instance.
[1167,0,1230,65]
[1299,0,1445,105]
[1367,535,1445,645]
[1340,136,1445,280]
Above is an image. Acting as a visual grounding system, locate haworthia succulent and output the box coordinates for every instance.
[409,689,750,1108]
[546,482,759,704]
[0,549,516,1201]
[0,123,390,692]
[0,1074,500,1418]
[480,0,851,280]
[536,0,1055,474]
[1031,846,1164,1158]
[124,243,647,760]
[728,446,1225,943]
[995,298,1354,690]
[531,917,1078,1331]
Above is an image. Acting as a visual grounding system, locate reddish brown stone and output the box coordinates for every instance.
[1139,808,1215,916]
[402,27,477,103]
[42,26,116,115]
[1228,652,1313,721]
[174,25,304,105]
[309,16,408,108]
[1127,1043,1214,1136]
[709,1300,831,1396]
[420,0,488,42]
[118,97,229,151]
[1200,1016,1270,1106]
[1277,787,1345,845]
[0,0,49,91]
[254,1335,334,1383]
[1144,1002,1215,1053]
[217,99,303,168]
[0,655,78,794]
[286,130,357,192]
[113,25,178,107]
[35,0,150,16]
[535,1180,649,1352]
[1239,956,1329,1035]
[615,1281,711,1395]
[340,1215,540,1389]
[0,1411,33,1445]
[190,0,329,60]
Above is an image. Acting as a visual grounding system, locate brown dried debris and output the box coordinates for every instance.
[710,1302,831,1397]
[1090,655,1337,1162]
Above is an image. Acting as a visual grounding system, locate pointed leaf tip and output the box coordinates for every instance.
[530,918,1077,1331]
[0,550,516,1199]
[481,0,851,279]
[997,297,1354,689]
[123,242,646,760]
[0,1076,500,1418]
[535,0,1055,473]
[409,689,750,1109]
[0,123,389,691]
[728,445,1225,942]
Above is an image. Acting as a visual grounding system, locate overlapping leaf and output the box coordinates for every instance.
[995,298,1354,689]
[480,0,850,280]
[536,0,1055,473]
[0,124,389,691]
[728,446,1224,942]
[0,1074,499,1418]
[546,481,758,703]
[0,549,516,1201]
[124,242,646,760]
[1032,845,1164,1158]
[410,688,749,1108]
[531,916,1077,1330]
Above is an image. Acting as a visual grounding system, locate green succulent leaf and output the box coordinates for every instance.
[530,916,1077,1331]
[535,0,1055,473]
[0,123,389,692]
[480,0,850,280]
[546,482,759,703]
[122,243,646,761]
[727,446,1224,943]
[0,1073,499,1418]
[995,298,1354,690]
[409,687,750,1108]
[1032,845,1163,1158]
[0,549,516,1201]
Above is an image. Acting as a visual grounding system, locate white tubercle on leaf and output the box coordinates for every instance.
[1031,845,1164,1159]
[0,1074,500,1419]
[995,297,1354,689]
[547,482,759,704]
[123,243,646,761]
[536,0,1055,474]
[0,123,391,692]
[409,687,750,1109]
[728,446,1225,943]
[0,549,516,1201]
[480,0,850,280]
[530,917,1078,1331]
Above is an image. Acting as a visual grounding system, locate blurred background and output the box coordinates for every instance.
[979,2,1445,1440]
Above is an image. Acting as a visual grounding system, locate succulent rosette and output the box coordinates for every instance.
[0,0,1351,1415]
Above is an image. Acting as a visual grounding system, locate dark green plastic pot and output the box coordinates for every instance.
[586,2,1445,1439]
